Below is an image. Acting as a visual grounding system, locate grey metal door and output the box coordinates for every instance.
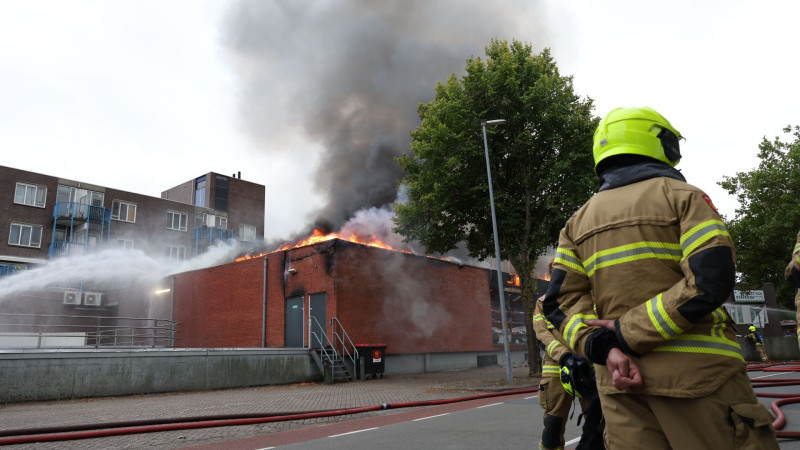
[285,297,304,347]
[309,293,327,349]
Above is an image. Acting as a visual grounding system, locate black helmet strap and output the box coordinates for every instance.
[657,127,681,163]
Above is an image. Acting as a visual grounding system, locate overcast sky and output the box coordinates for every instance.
[1,0,798,244]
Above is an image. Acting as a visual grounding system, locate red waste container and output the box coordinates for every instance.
[355,344,387,379]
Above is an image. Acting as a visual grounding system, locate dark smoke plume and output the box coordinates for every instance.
[222,0,546,234]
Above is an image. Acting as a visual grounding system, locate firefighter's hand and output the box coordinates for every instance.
[585,319,616,332]
[606,347,642,390]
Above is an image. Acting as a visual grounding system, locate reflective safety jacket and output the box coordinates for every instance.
[543,161,741,398]
[784,230,800,341]
[533,297,570,378]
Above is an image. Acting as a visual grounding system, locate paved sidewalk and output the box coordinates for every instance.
[0,365,539,450]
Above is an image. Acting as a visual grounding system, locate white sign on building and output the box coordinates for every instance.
[733,290,766,303]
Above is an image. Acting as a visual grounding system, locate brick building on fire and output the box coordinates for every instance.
[166,238,535,372]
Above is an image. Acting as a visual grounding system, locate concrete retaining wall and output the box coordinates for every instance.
[386,350,528,374]
[4,340,797,404]
[738,336,800,362]
[0,348,529,404]
[0,348,320,403]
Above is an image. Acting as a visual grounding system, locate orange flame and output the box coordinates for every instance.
[506,274,520,287]
[235,228,408,262]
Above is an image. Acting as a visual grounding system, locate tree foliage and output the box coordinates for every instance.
[393,39,598,375]
[719,125,800,310]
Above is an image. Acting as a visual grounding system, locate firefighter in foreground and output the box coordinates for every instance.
[746,325,769,362]
[785,230,800,348]
[533,260,603,449]
[542,106,778,449]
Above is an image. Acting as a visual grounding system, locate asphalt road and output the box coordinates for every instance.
[195,367,800,450]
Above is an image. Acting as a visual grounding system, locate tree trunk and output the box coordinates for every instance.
[520,269,542,376]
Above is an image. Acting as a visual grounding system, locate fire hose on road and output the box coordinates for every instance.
[749,362,800,439]
[0,387,538,445]
[2,363,800,445]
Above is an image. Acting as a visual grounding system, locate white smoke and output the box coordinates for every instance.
[0,242,244,302]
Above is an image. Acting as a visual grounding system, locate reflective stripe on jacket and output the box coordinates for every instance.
[533,299,570,379]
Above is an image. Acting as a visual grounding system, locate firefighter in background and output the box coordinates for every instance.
[532,260,603,450]
[746,325,768,362]
[542,106,778,449]
[533,298,587,450]
[784,230,800,347]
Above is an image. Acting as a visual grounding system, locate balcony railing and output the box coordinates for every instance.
[193,225,235,241]
[0,313,179,349]
[53,202,111,222]
[49,241,104,257]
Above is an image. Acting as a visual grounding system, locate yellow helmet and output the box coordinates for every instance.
[749,325,756,332]
[593,106,682,172]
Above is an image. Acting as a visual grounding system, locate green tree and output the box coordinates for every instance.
[393,39,598,376]
[719,125,800,310]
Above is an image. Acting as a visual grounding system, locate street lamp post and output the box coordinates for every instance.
[481,119,513,385]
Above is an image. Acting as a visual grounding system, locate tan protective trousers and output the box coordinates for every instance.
[600,369,778,449]
[756,343,769,362]
[538,377,589,450]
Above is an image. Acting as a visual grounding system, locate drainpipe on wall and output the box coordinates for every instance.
[170,276,176,348]
[262,256,268,348]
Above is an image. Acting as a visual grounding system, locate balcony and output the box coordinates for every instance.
[50,202,112,259]
[49,241,104,258]
[53,202,111,225]
[193,225,235,241]
[193,225,235,255]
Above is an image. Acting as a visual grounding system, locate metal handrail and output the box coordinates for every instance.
[0,313,179,349]
[330,317,358,373]
[308,315,335,372]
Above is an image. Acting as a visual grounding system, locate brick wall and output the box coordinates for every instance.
[0,166,58,260]
[333,241,494,354]
[173,257,264,347]
[264,242,337,347]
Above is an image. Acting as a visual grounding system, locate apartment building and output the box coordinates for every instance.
[1,165,265,276]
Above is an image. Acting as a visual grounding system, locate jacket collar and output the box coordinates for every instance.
[598,159,686,192]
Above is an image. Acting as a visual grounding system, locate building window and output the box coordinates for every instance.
[216,216,227,229]
[165,245,186,262]
[14,182,47,208]
[116,239,134,249]
[195,175,206,207]
[9,223,43,248]
[239,224,256,242]
[166,211,188,231]
[111,200,137,222]
[195,212,227,229]
[56,185,104,206]
[214,175,229,212]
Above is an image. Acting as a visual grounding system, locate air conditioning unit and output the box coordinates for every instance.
[63,290,81,305]
[83,292,102,307]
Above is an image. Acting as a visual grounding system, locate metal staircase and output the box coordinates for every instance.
[309,317,358,383]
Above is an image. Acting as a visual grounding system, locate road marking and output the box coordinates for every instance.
[254,447,275,450]
[477,402,503,408]
[752,372,790,379]
[565,436,581,446]
[412,413,450,421]
[524,395,539,399]
[329,427,379,437]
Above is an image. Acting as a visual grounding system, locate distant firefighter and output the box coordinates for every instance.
[746,325,768,362]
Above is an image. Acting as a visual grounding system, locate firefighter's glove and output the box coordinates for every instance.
[559,354,598,400]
